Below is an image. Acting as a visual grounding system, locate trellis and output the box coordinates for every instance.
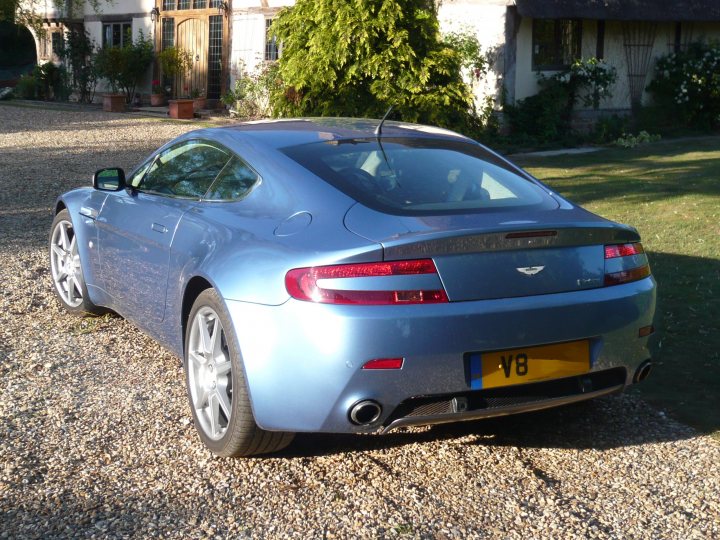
[622,21,658,110]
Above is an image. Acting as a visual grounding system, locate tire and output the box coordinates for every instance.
[184,288,294,457]
[49,209,104,316]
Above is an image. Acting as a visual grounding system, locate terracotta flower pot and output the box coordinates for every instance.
[168,99,195,119]
[193,97,207,112]
[150,93,166,106]
[103,93,126,113]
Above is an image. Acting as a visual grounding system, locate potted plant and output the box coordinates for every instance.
[191,88,206,111]
[157,47,194,118]
[94,46,126,112]
[95,32,154,112]
[150,79,165,106]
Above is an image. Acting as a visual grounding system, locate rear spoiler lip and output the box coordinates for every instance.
[382,225,641,260]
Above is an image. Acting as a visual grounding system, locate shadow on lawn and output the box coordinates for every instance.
[517,139,720,206]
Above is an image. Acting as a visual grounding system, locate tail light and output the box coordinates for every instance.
[285,259,449,305]
[604,242,651,286]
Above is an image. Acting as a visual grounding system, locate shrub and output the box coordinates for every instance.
[593,114,629,143]
[95,32,154,102]
[505,76,573,144]
[506,57,617,145]
[614,130,661,148]
[223,62,281,119]
[58,28,97,104]
[14,73,36,99]
[157,46,193,98]
[647,42,720,130]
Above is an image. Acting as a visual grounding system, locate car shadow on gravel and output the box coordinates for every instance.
[273,394,699,459]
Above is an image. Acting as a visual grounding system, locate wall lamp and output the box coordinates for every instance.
[150,7,161,23]
[217,1,229,17]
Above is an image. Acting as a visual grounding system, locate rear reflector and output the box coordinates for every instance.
[638,325,655,338]
[285,259,449,305]
[362,358,404,370]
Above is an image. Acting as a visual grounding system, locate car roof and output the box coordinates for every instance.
[210,118,472,150]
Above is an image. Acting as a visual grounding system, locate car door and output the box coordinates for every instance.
[96,140,231,323]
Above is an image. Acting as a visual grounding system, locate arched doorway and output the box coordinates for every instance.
[0,21,37,86]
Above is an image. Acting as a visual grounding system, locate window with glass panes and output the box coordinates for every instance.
[265,19,278,61]
[207,15,223,99]
[532,19,581,71]
[102,22,132,48]
[161,18,175,50]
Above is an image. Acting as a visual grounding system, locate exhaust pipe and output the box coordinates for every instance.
[633,360,653,383]
[349,400,382,426]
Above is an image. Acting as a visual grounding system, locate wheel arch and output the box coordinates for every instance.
[181,276,214,353]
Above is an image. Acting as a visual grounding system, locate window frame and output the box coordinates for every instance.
[102,21,133,48]
[264,18,279,62]
[127,139,261,202]
[531,18,582,71]
[132,139,232,200]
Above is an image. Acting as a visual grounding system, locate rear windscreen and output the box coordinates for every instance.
[281,137,557,215]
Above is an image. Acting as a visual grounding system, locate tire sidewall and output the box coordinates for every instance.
[184,288,250,455]
[49,209,95,315]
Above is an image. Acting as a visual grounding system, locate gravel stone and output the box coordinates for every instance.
[1,103,719,539]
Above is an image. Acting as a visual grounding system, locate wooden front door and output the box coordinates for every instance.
[176,18,208,97]
[156,0,229,101]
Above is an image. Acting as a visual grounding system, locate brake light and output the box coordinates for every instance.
[604,243,644,259]
[285,259,449,305]
[604,242,650,286]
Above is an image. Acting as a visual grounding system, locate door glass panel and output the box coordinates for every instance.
[139,141,230,198]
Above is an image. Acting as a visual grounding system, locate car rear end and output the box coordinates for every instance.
[228,127,657,434]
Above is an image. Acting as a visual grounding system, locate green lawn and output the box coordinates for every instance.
[514,137,720,439]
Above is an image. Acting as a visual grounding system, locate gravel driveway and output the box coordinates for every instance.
[1,103,718,539]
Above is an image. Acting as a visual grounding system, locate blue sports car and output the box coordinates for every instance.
[49,118,657,457]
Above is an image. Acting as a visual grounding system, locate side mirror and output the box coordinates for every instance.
[93,167,126,191]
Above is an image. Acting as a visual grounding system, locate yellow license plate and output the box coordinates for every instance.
[469,341,590,390]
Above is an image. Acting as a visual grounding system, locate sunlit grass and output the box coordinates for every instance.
[515,137,720,439]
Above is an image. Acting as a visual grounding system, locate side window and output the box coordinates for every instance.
[139,141,231,198]
[127,160,153,187]
[205,156,260,201]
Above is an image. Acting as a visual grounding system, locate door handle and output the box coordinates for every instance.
[79,206,98,219]
[151,223,168,233]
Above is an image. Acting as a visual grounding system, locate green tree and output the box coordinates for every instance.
[270,0,477,132]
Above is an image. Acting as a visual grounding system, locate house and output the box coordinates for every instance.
[20,0,720,111]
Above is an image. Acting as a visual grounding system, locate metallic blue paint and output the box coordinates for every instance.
[54,118,657,435]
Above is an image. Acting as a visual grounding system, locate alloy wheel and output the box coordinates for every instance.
[187,306,233,440]
[50,219,83,308]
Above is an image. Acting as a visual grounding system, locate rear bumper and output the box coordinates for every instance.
[225,276,656,433]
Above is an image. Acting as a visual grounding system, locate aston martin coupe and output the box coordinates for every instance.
[49,118,657,456]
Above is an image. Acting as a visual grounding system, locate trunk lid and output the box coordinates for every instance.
[344,203,640,301]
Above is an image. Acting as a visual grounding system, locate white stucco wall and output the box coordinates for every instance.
[228,0,290,87]
[437,0,509,110]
